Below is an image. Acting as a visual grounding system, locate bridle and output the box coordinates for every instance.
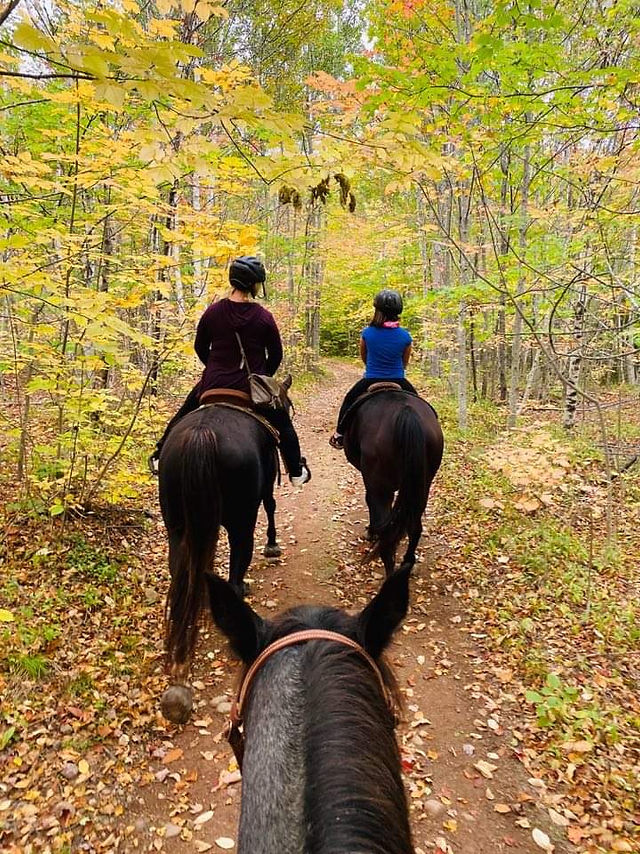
[225,629,397,771]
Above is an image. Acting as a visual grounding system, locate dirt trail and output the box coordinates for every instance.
[122,363,562,854]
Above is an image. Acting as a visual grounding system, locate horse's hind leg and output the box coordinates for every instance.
[262,488,281,558]
[400,519,422,572]
[162,530,195,724]
[227,510,258,597]
[400,483,431,572]
[365,485,396,575]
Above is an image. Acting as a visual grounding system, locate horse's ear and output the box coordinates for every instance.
[357,565,411,658]
[282,373,292,391]
[205,573,265,664]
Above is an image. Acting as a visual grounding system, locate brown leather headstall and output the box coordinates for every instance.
[224,629,397,772]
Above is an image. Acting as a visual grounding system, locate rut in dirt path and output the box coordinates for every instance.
[122,362,565,854]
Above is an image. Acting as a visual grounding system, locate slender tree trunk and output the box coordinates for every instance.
[96,203,114,390]
[303,201,324,368]
[507,144,530,426]
[469,307,478,402]
[497,146,510,403]
[563,283,588,429]
[457,302,468,428]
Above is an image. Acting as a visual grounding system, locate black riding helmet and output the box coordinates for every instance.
[229,256,266,295]
[373,289,403,316]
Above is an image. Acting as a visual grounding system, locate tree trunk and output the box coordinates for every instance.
[457,301,468,429]
[563,283,587,429]
[507,143,530,426]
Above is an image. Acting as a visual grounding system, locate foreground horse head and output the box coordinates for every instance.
[344,391,443,575]
[158,404,280,723]
[206,566,415,854]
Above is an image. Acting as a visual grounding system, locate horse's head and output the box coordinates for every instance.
[205,568,414,853]
[204,565,411,667]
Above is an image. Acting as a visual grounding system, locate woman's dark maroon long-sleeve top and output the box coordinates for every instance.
[194,298,283,393]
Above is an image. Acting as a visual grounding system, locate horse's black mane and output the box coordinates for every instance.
[257,605,413,854]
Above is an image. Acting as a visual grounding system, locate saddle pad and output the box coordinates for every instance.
[198,401,280,444]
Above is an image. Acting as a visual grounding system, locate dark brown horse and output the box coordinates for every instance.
[158,403,281,723]
[206,565,414,854]
[344,390,443,575]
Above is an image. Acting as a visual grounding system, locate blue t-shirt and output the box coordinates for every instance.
[361,325,412,379]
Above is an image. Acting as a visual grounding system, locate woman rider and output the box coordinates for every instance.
[149,256,311,486]
[330,289,417,449]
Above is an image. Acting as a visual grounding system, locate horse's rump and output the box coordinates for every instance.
[345,391,443,574]
[159,405,280,722]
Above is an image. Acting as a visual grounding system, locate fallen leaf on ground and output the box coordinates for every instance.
[474,760,498,779]
[532,827,553,851]
[548,808,569,827]
[561,740,593,754]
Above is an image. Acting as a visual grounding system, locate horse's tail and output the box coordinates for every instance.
[165,422,221,671]
[373,405,427,563]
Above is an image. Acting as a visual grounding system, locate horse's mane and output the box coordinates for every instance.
[257,606,413,854]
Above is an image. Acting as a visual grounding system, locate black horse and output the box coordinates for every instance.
[158,403,281,723]
[344,390,444,576]
[206,565,414,854]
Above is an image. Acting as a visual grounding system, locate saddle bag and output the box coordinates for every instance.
[235,332,292,410]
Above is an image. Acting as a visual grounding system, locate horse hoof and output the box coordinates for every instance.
[231,582,248,599]
[161,685,193,724]
[263,543,282,558]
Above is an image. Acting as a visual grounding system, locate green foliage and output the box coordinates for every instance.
[10,653,49,681]
[526,672,580,728]
[67,539,119,583]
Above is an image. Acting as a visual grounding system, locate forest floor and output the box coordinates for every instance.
[0,361,638,854]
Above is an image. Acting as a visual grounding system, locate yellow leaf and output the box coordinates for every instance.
[611,841,634,852]
[149,18,179,38]
[94,82,126,110]
[0,609,14,623]
[442,819,458,833]
[12,21,55,53]
[78,759,90,775]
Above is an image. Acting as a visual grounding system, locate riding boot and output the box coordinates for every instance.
[260,407,311,484]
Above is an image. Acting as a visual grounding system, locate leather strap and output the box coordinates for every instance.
[235,331,249,373]
[225,629,396,771]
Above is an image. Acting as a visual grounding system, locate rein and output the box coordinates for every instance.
[225,629,397,771]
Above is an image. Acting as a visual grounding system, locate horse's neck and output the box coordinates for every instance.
[239,647,413,854]
[239,651,306,854]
